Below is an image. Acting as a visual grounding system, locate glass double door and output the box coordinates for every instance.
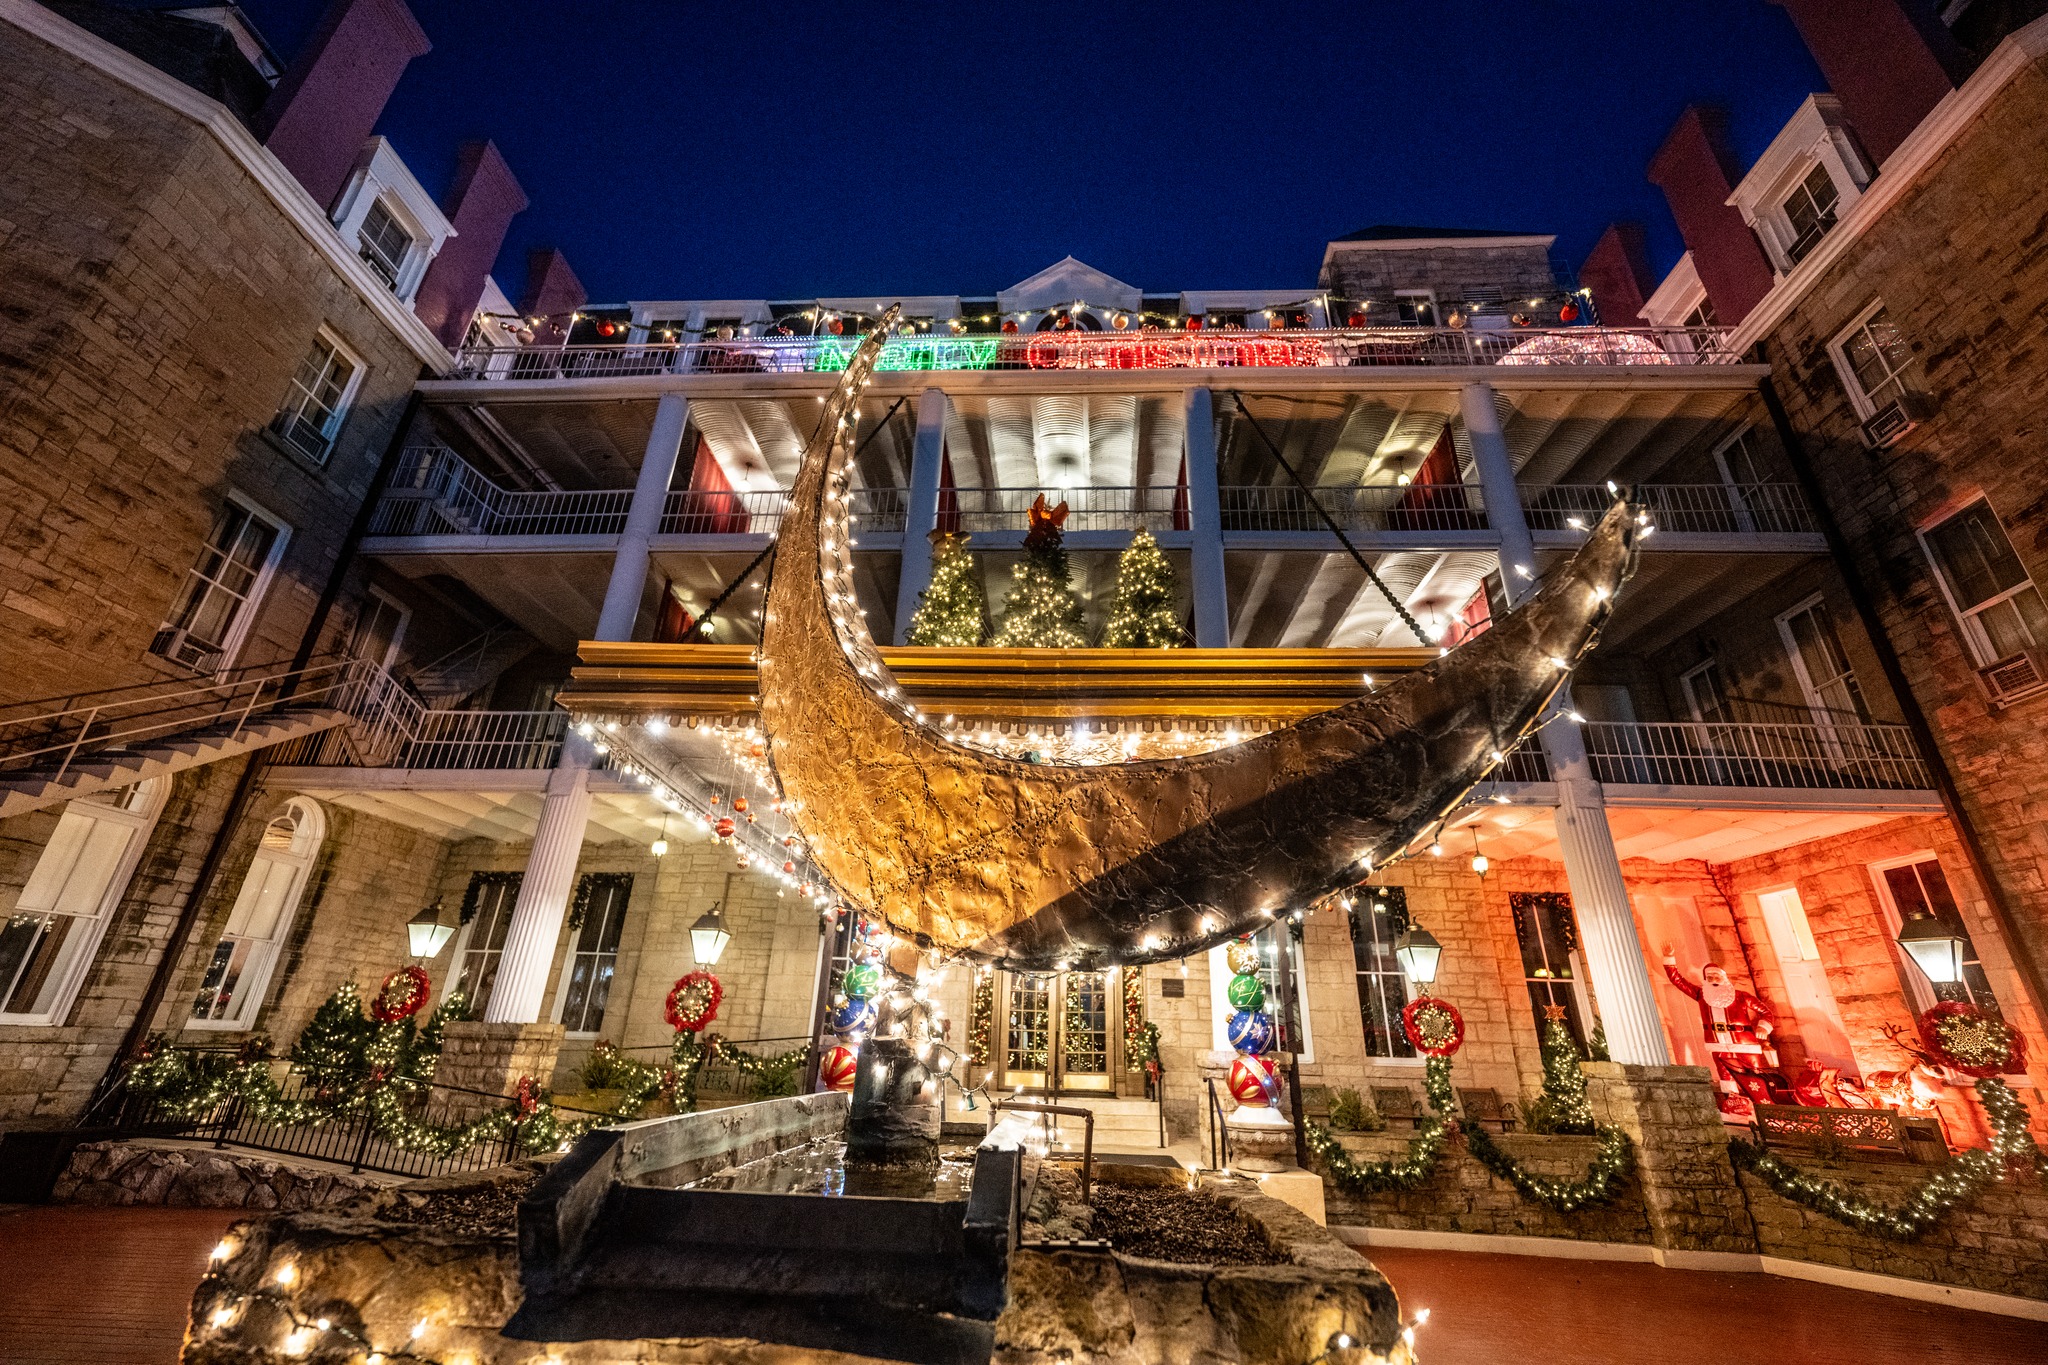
[995,970,1116,1094]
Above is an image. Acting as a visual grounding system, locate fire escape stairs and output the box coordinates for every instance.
[405,627,537,707]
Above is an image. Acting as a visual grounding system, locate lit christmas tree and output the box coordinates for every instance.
[906,529,986,646]
[991,495,1087,648]
[1101,527,1184,648]
[1532,1004,1595,1134]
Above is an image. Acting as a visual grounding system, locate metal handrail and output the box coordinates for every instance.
[989,1098,1095,1202]
[1205,1076,1233,1172]
[1220,483,1486,534]
[1502,719,1933,790]
[1523,482,1817,536]
[953,486,1186,534]
[447,325,1739,380]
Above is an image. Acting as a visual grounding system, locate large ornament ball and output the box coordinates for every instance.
[1226,972,1267,1013]
[1225,939,1261,976]
[1227,1009,1274,1055]
[820,1044,859,1092]
[842,962,882,1000]
[827,997,876,1035]
[1228,1054,1279,1107]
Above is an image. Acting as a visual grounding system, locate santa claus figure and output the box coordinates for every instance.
[1662,949,1780,1116]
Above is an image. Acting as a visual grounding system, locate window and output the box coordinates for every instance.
[1681,658,1729,725]
[1,781,167,1026]
[1779,162,1841,265]
[1828,305,1915,418]
[1511,893,1591,1051]
[191,799,325,1028]
[556,874,631,1035]
[1869,855,1997,1010]
[450,872,521,1015]
[270,332,362,464]
[1777,595,1871,724]
[347,588,410,671]
[1207,927,1314,1062]
[1348,890,1416,1059]
[1922,500,2048,666]
[1395,291,1436,326]
[1682,295,1718,330]
[154,501,285,672]
[356,199,416,291]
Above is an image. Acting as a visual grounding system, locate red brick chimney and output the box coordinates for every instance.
[1577,224,1655,327]
[1768,0,1967,165]
[520,249,587,342]
[1647,107,1776,326]
[258,0,431,211]
[413,142,530,350]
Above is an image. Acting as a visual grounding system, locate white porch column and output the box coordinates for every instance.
[1466,380,1670,1065]
[595,392,690,642]
[1184,387,1229,647]
[892,387,951,643]
[483,734,594,1023]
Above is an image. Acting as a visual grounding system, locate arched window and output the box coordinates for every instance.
[190,798,325,1028]
[0,779,168,1026]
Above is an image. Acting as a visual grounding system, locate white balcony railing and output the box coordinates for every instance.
[952,487,1186,535]
[1220,484,1488,534]
[1503,720,1932,791]
[1522,483,1818,536]
[446,326,1741,381]
[275,664,567,771]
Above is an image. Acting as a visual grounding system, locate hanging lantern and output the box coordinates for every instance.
[1395,924,1444,987]
[1896,911,1969,989]
[690,904,732,965]
[405,899,456,960]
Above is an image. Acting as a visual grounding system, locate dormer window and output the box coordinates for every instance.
[1779,163,1841,266]
[356,198,417,291]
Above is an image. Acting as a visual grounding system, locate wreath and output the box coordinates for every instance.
[370,966,431,1023]
[1919,1001,2026,1078]
[665,971,723,1033]
[1402,995,1465,1057]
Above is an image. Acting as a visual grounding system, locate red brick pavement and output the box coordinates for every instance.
[0,1205,240,1365]
[1363,1246,2048,1365]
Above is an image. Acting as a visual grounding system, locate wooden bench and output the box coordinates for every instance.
[1371,1085,1425,1130]
[1457,1088,1517,1132]
[1297,1084,1334,1125]
[1753,1104,1916,1161]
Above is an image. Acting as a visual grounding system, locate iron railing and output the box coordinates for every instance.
[952,486,1186,535]
[446,326,1740,381]
[271,664,565,771]
[0,659,358,780]
[1501,720,1932,790]
[1523,483,1818,536]
[371,447,633,538]
[1219,483,1487,534]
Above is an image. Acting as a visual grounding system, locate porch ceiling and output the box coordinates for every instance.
[1444,802,1905,866]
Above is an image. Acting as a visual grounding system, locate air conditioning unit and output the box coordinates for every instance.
[150,627,223,674]
[1977,650,2048,707]
[1860,391,1936,450]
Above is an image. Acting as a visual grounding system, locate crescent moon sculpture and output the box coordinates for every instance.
[760,308,1640,971]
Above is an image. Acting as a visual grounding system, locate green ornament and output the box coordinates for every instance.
[843,963,882,1000]
[1227,973,1266,1012]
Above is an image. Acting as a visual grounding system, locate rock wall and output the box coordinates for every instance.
[52,1139,386,1210]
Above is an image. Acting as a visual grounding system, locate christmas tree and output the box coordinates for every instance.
[991,495,1087,648]
[906,529,986,646]
[1101,527,1183,648]
[1529,1004,1595,1134]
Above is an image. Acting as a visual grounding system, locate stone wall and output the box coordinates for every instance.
[53,1138,386,1210]
[1318,239,1562,314]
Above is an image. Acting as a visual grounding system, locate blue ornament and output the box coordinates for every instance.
[1227,1009,1274,1055]
[827,997,876,1035]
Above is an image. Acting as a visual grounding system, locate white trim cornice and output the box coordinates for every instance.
[1726,14,2048,353]
[1,0,454,374]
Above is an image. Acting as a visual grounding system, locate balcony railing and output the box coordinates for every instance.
[1220,484,1488,534]
[952,487,1186,535]
[445,326,1741,381]
[1523,483,1818,536]
[1502,720,1931,791]
[271,665,566,771]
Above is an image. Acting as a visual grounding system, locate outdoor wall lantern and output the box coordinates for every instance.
[406,899,456,959]
[1395,923,1444,988]
[1895,910,1968,997]
[692,903,733,966]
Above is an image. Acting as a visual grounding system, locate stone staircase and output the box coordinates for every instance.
[0,708,347,818]
[952,1094,1166,1154]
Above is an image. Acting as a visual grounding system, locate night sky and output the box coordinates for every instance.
[241,1,1826,304]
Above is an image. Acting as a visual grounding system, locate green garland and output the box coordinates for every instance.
[1463,1119,1633,1212]
[1728,1077,2041,1242]
[1127,1021,1161,1069]
[1306,1055,1454,1195]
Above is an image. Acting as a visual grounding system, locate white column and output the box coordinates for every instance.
[1467,380,1670,1065]
[1184,387,1229,647]
[596,393,690,642]
[484,735,594,1023]
[892,388,951,644]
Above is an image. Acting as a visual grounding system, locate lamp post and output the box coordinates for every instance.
[691,903,732,967]
[1395,923,1444,991]
[1896,911,1969,1003]
[406,899,456,960]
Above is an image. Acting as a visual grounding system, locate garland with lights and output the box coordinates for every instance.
[1101,527,1185,648]
[1462,1116,1633,1213]
[191,1271,448,1365]
[567,872,633,932]
[1524,1007,1594,1135]
[968,972,995,1067]
[1307,1055,1454,1194]
[906,530,987,646]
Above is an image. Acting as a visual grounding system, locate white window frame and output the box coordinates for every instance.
[550,875,631,1039]
[347,586,411,672]
[1728,95,1871,277]
[1393,289,1437,327]
[0,781,168,1027]
[1347,895,1420,1065]
[354,195,422,292]
[1207,930,1315,1063]
[1680,658,1726,725]
[1917,497,2048,668]
[1775,592,1870,728]
[188,798,326,1031]
[446,874,523,1016]
[1867,853,1997,1013]
[270,327,366,466]
[327,137,456,304]
[155,496,291,674]
[1827,301,1915,421]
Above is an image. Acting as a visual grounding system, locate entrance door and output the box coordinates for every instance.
[996,971,1115,1093]
[1755,887,1855,1070]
